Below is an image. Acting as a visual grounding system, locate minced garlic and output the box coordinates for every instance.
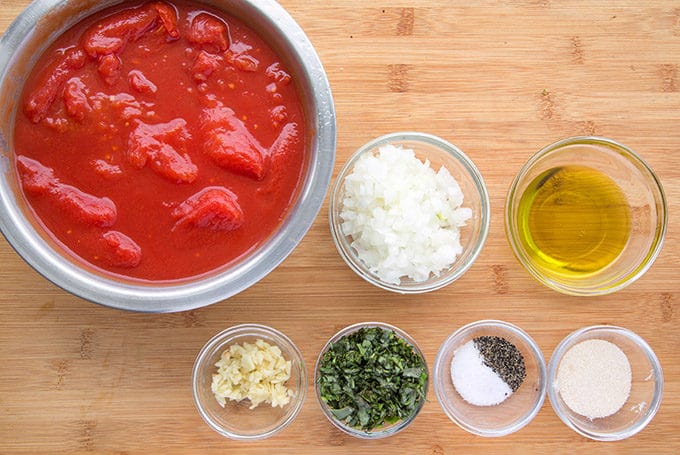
[211,339,293,409]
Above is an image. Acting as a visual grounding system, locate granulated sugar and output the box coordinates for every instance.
[556,339,631,419]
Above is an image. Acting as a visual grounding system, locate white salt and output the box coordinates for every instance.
[450,340,512,406]
[556,339,632,419]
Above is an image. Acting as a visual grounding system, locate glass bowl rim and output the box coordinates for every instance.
[191,323,308,441]
[504,135,668,296]
[432,319,547,437]
[329,131,491,294]
[546,324,664,441]
[313,321,429,439]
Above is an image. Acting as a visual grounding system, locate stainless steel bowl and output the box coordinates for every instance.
[0,0,335,312]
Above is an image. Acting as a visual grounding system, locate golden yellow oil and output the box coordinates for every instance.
[517,165,631,277]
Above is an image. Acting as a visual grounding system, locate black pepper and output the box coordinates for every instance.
[473,336,526,392]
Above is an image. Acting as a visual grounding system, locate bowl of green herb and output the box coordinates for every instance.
[314,322,428,438]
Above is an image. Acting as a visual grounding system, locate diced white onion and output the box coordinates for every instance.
[340,144,471,285]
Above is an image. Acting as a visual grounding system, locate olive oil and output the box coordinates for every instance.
[517,165,630,277]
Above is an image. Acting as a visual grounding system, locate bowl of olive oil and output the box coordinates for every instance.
[505,137,667,296]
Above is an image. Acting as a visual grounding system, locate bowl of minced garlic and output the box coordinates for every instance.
[548,325,663,441]
[192,324,307,440]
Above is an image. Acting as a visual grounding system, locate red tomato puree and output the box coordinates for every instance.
[14,0,306,281]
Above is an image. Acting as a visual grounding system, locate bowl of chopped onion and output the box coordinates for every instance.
[192,324,307,440]
[329,132,490,293]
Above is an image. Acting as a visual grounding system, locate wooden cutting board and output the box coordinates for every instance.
[1,0,678,453]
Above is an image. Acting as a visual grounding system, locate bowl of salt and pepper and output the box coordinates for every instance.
[433,320,546,437]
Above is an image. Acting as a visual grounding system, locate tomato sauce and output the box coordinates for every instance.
[13,0,306,281]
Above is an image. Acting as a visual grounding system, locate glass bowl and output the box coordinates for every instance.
[505,136,667,296]
[547,325,663,441]
[314,322,428,439]
[329,132,490,293]
[433,320,547,437]
[192,324,307,440]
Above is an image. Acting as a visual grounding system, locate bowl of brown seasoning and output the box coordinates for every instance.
[547,325,663,441]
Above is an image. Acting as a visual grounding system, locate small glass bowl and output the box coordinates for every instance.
[505,136,667,296]
[329,132,490,294]
[192,324,307,440]
[433,320,547,437]
[547,325,663,441]
[314,322,428,439]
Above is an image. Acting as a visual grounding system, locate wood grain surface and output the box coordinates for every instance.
[1,0,679,453]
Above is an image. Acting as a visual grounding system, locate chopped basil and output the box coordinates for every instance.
[317,326,428,431]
